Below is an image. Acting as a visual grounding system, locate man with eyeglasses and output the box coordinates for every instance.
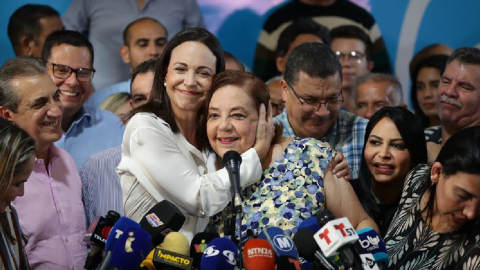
[41,30,125,170]
[331,25,375,112]
[275,42,368,180]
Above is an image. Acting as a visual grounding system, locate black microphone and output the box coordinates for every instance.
[84,210,121,270]
[293,228,338,270]
[222,150,243,208]
[139,200,186,247]
[315,210,363,270]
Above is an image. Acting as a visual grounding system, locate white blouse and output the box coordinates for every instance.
[117,113,263,241]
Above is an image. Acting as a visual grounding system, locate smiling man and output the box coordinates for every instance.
[0,57,87,269]
[275,42,368,179]
[41,30,125,169]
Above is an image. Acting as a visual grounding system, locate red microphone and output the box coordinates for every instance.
[243,239,275,270]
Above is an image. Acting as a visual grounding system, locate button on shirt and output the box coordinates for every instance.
[13,145,87,269]
[275,109,368,179]
[55,106,125,169]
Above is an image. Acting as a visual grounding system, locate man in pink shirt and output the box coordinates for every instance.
[0,57,87,269]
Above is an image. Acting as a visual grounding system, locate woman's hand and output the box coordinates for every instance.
[328,151,352,180]
[253,102,275,160]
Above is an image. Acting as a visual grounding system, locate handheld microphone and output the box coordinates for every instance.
[190,232,219,269]
[152,247,194,270]
[356,227,388,270]
[98,216,141,270]
[84,211,121,269]
[139,200,186,246]
[293,228,338,270]
[257,227,299,260]
[160,232,189,255]
[298,216,321,232]
[243,238,275,270]
[222,151,243,208]
[109,226,152,269]
[275,256,302,270]
[314,210,363,270]
[200,238,238,270]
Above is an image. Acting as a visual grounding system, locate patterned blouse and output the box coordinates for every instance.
[385,164,480,270]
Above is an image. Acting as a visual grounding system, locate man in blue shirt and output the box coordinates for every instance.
[275,42,368,179]
[42,30,124,169]
[81,59,157,227]
[87,17,168,108]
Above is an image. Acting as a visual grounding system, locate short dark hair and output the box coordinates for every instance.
[276,18,331,57]
[410,54,449,128]
[7,4,60,54]
[223,51,245,72]
[127,27,225,151]
[122,17,168,46]
[0,57,47,113]
[41,30,95,65]
[130,58,159,94]
[447,47,480,66]
[358,106,427,223]
[330,25,373,61]
[284,42,342,85]
[422,125,480,226]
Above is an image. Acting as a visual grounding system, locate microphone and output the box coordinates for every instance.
[222,150,243,208]
[293,228,338,270]
[98,216,141,270]
[190,232,219,269]
[151,231,193,269]
[200,238,238,270]
[275,256,302,270]
[84,211,121,269]
[257,227,299,260]
[243,238,275,270]
[139,200,186,246]
[109,226,152,269]
[298,216,321,232]
[314,210,363,270]
[357,227,388,270]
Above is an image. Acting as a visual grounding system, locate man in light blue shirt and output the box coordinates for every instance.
[42,30,125,169]
[275,42,368,179]
[87,17,167,108]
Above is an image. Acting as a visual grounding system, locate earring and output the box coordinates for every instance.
[164,81,167,87]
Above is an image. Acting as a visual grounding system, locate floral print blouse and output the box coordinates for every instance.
[385,164,480,270]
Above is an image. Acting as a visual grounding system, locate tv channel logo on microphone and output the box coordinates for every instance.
[272,234,294,252]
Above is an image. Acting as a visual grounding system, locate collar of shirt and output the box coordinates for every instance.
[34,144,60,165]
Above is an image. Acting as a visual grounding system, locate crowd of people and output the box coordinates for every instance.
[1,1,480,269]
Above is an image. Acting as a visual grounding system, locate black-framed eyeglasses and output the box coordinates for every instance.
[286,81,344,112]
[47,62,95,82]
[334,51,365,65]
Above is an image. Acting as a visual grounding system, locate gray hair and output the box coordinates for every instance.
[354,73,403,105]
[0,57,47,112]
[265,75,284,84]
[447,47,480,66]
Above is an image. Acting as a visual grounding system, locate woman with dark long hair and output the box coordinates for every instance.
[352,107,427,236]
[385,125,480,269]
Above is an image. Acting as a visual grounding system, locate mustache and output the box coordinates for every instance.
[439,95,463,109]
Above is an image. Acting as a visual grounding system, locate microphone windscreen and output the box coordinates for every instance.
[105,216,140,252]
[200,238,238,270]
[139,200,186,246]
[298,217,321,232]
[258,227,299,260]
[243,239,275,270]
[356,227,388,264]
[109,227,152,269]
[275,256,302,270]
[222,150,242,166]
[160,232,189,255]
[190,232,219,269]
[292,229,317,261]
